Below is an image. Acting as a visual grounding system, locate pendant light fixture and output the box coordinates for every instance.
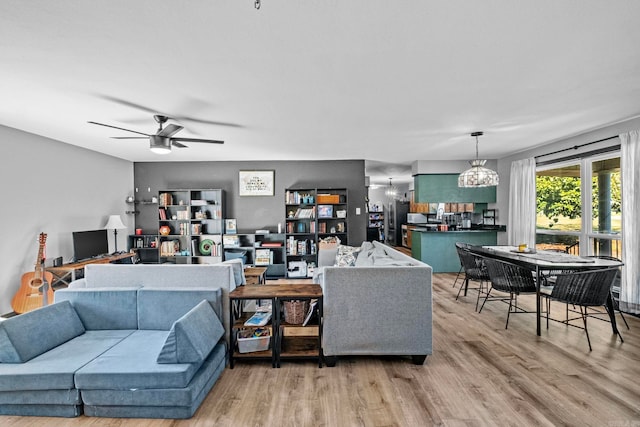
[385,178,398,199]
[458,131,499,187]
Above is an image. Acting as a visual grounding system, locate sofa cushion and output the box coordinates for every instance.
[335,245,361,267]
[157,300,224,364]
[137,288,223,330]
[0,330,133,391]
[354,242,376,266]
[53,288,139,330]
[222,258,245,286]
[0,301,85,363]
[75,330,201,390]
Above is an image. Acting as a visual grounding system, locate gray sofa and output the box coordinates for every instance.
[0,287,226,418]
[315,241,433,366]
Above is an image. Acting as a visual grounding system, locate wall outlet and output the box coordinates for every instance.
[355,207,361,215]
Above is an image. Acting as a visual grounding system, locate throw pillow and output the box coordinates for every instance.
[355,242,376,266]
[157,300,224,364]
[335,244,361,267]
[0,301,85,363]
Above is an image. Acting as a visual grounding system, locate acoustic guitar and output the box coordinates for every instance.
[11,233,54,314]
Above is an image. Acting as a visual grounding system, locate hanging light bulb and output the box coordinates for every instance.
[458,131,499,187]
[385,178,398,199]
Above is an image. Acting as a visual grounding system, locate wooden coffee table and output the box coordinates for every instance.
[229,283,323,368]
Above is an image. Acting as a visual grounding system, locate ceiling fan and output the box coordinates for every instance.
[88,115,224,154]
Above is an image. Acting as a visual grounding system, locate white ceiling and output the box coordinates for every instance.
[2,1,640,185]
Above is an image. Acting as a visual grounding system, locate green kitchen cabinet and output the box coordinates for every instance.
[414,174,496,203]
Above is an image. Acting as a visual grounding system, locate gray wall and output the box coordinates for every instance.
[133,160,367,246]
[0,125,133,315]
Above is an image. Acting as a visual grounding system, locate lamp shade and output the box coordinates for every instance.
[458,131,499,188]
[458,160,500,187]
[104,215,126,230]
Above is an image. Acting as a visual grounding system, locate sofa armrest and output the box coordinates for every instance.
[68,278,87,288]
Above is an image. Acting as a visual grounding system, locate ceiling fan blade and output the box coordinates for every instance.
[88,121,150,137]
[171,137,224,144]
[171,115,242,128]
[157,123,183,138]
[171,141,188,148]
[96,95,159,115]
[111,137,149,139]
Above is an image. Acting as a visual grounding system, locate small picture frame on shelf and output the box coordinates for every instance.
[239,170,275,196]
[317,205,333,218]
[225,219,237,234]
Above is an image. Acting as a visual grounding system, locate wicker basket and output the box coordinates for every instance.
[283,300,309,325]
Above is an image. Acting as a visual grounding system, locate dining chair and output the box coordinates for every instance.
[545,267,622,351]
[479,257,538,329]
[585,256,629,330]
[454,242,490,311]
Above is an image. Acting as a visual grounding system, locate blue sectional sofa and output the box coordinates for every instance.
[0,287,226,418]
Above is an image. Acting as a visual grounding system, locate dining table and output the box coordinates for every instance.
[466,245,623,336]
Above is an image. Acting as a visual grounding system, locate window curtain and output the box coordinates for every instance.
[507,158,536,248]
[619,130,640,314]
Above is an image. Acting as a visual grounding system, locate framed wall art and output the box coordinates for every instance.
[239,170,275,196]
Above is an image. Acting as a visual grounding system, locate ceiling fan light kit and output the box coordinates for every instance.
[458,131,499,188]
[149,135,172,154]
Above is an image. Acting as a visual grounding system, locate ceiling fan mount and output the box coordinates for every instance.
[88,115,224,154]
[153,114,169,125]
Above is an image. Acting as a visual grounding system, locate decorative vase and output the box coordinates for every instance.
[159,225,171,236]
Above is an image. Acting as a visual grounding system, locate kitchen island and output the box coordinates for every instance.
[411,227,505,272]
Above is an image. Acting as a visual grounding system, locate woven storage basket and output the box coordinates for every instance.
[283,300,309,325]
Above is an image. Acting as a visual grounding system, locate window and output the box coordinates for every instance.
[536,153,621,258]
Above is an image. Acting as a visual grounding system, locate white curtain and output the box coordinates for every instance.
[619,130,640,314]
[508,158,537,248]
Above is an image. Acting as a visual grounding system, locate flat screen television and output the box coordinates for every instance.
[72,229,109,261]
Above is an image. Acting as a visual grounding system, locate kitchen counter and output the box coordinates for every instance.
[411,227,505,272]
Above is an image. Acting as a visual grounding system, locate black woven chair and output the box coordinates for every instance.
[585,256,629,330]
[479,257,538,329]
[545,267,622,351]
[454,242,490,311]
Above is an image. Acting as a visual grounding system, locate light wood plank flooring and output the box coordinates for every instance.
[3,273,640,426]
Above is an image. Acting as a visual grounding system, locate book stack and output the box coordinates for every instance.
[159,193,173,207]
[255,249,272,266]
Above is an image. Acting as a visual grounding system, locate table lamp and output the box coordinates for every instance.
[104,215,126,252]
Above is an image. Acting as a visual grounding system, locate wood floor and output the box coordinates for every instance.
[3,273,640,426]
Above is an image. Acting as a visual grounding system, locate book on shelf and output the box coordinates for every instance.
[244,311,272,327]
[223,235,240,247]
[294,208,314,219]
[261,242,282,247]
[158,208,167,220]
[255,248,272,266]
[159,193,173,206]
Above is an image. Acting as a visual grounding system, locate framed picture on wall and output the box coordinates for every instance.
[239,170,275,196]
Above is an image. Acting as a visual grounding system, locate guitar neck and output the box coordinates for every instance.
[33,234,47,280]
